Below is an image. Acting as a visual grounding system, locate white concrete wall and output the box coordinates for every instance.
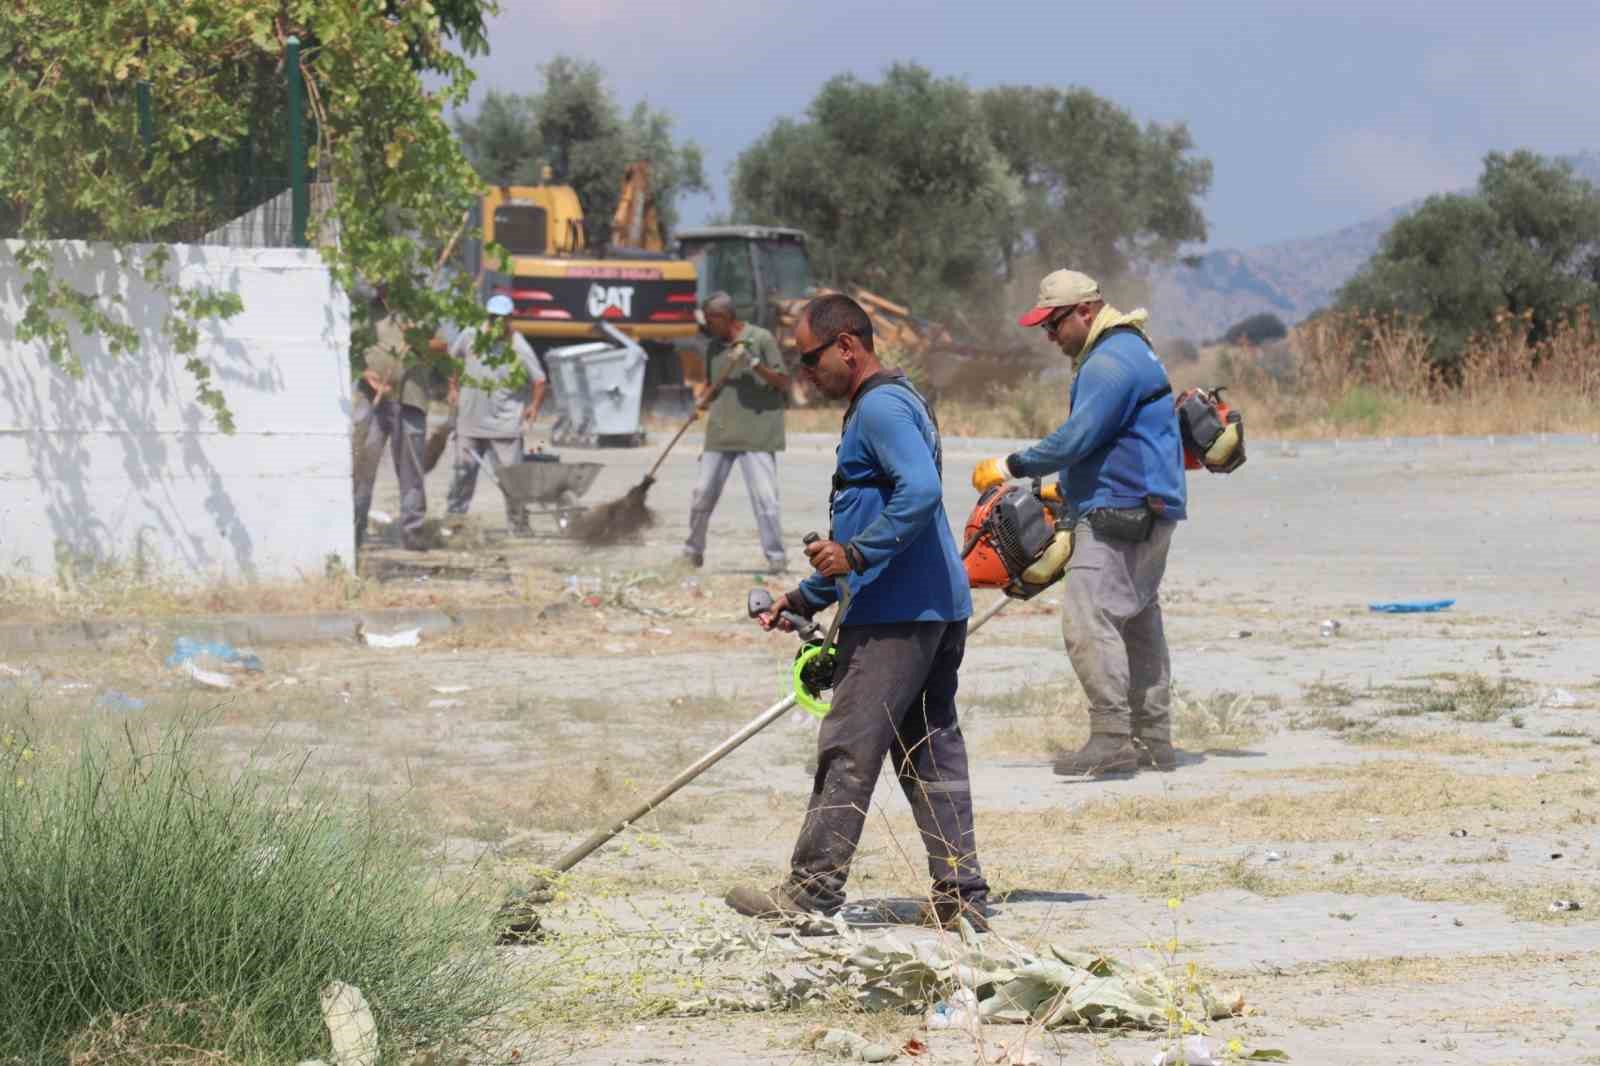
[0,241,353,583]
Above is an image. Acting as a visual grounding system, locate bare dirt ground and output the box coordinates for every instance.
[5,429,1599,1065]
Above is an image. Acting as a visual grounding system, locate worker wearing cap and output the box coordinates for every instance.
[444,294,546,533]
[972,270,1186,776]
[683,291,790,574]
[352,286,437,552]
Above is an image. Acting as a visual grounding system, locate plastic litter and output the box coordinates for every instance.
[165,637,263,673]
[925,988,980,1030]
[1153,1036,1219,1066]
[1368,599,1454,613]
[1549,899,1583,912]
[320,982,378,1066]
[368,510,393,525]
[1264,850,1283,863]
[1319,619,1341,638]
[184,663,236,690]
[1231,630,1253,639]
[1449,828,1468,838]
[432,685,471,695]
[96,690,146,712]
[1544,688,1579,708]
[564,575,603,596]
[364,628,421,648]
[428,699,464,710]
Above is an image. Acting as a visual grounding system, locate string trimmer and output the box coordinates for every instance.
[495,556,1014,943]
[570,338,752,546]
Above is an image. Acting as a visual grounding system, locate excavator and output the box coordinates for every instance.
[463,163,700,411]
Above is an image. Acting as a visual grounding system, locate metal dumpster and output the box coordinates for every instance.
[545,324,649,447]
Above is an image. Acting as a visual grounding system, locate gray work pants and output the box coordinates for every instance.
[352,396,427,548]
[684,450,786,567]
[447,436,527,530]
[786,619,988,913]
[1060,518,1176,741]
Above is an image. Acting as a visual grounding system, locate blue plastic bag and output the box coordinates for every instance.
[1368,599,1455,614]
[165,637,264,672]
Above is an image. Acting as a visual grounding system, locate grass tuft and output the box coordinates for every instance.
[0,715,512,1065]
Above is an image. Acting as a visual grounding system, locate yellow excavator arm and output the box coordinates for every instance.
[610,161,665,252]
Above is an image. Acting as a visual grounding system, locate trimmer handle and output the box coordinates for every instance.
[803,531,853,649]
[746,587,819,639]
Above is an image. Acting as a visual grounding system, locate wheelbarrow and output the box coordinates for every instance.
[493,456,603,536]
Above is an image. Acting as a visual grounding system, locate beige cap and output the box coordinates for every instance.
[1018,269,1101,327]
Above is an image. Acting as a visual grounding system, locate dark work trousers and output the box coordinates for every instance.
[785,618,989,913]
[352,395,427,549]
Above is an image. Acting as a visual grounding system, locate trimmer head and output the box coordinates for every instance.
[792,640,838,718]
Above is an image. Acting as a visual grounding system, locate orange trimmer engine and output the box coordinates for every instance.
[1177,386,1246,473]
[961,482,1074,601]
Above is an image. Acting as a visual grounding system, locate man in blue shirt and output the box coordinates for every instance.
[973,270,1186,776]
[730,294,989,931]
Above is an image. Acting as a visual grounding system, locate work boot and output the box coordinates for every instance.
[1134,738,1179,772]
[917,895,992,934]
[725,882,831,922]
[1052,733,1139,776]
[681,550,704,569]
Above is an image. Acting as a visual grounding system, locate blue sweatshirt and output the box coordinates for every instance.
[1008,329,1187,520]
[796,378,972,625]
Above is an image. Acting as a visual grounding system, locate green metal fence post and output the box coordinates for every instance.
[286,36,307,247]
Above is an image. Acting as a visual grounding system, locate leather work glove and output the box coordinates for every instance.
[971,457,1010,493]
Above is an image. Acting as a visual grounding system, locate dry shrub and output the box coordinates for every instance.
[66,1001,240,1066]
[777,306,1600,441]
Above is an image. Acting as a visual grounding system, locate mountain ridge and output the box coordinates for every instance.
[1141,151,1600,343]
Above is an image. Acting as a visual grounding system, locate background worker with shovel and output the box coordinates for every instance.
[683,292,790,574]
[442,294,546,534]
[734,293,990,932]
[973,270,1187,776]
[352,286,441,552]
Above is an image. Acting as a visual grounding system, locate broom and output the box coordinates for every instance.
[570,338,752,546]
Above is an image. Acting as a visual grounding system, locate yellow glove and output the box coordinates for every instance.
[1040,481,1063,504]
[971,457,1009,493]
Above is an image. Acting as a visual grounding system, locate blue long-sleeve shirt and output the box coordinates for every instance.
[1008,329,1187,520]
[796,379,972,625]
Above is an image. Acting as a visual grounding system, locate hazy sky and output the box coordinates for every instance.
[458,0,1596,251]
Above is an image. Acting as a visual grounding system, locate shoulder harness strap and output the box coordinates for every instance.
[828,371,942,520]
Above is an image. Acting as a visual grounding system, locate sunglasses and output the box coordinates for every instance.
[1042,305,1077,337]
[799,330,859,367]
